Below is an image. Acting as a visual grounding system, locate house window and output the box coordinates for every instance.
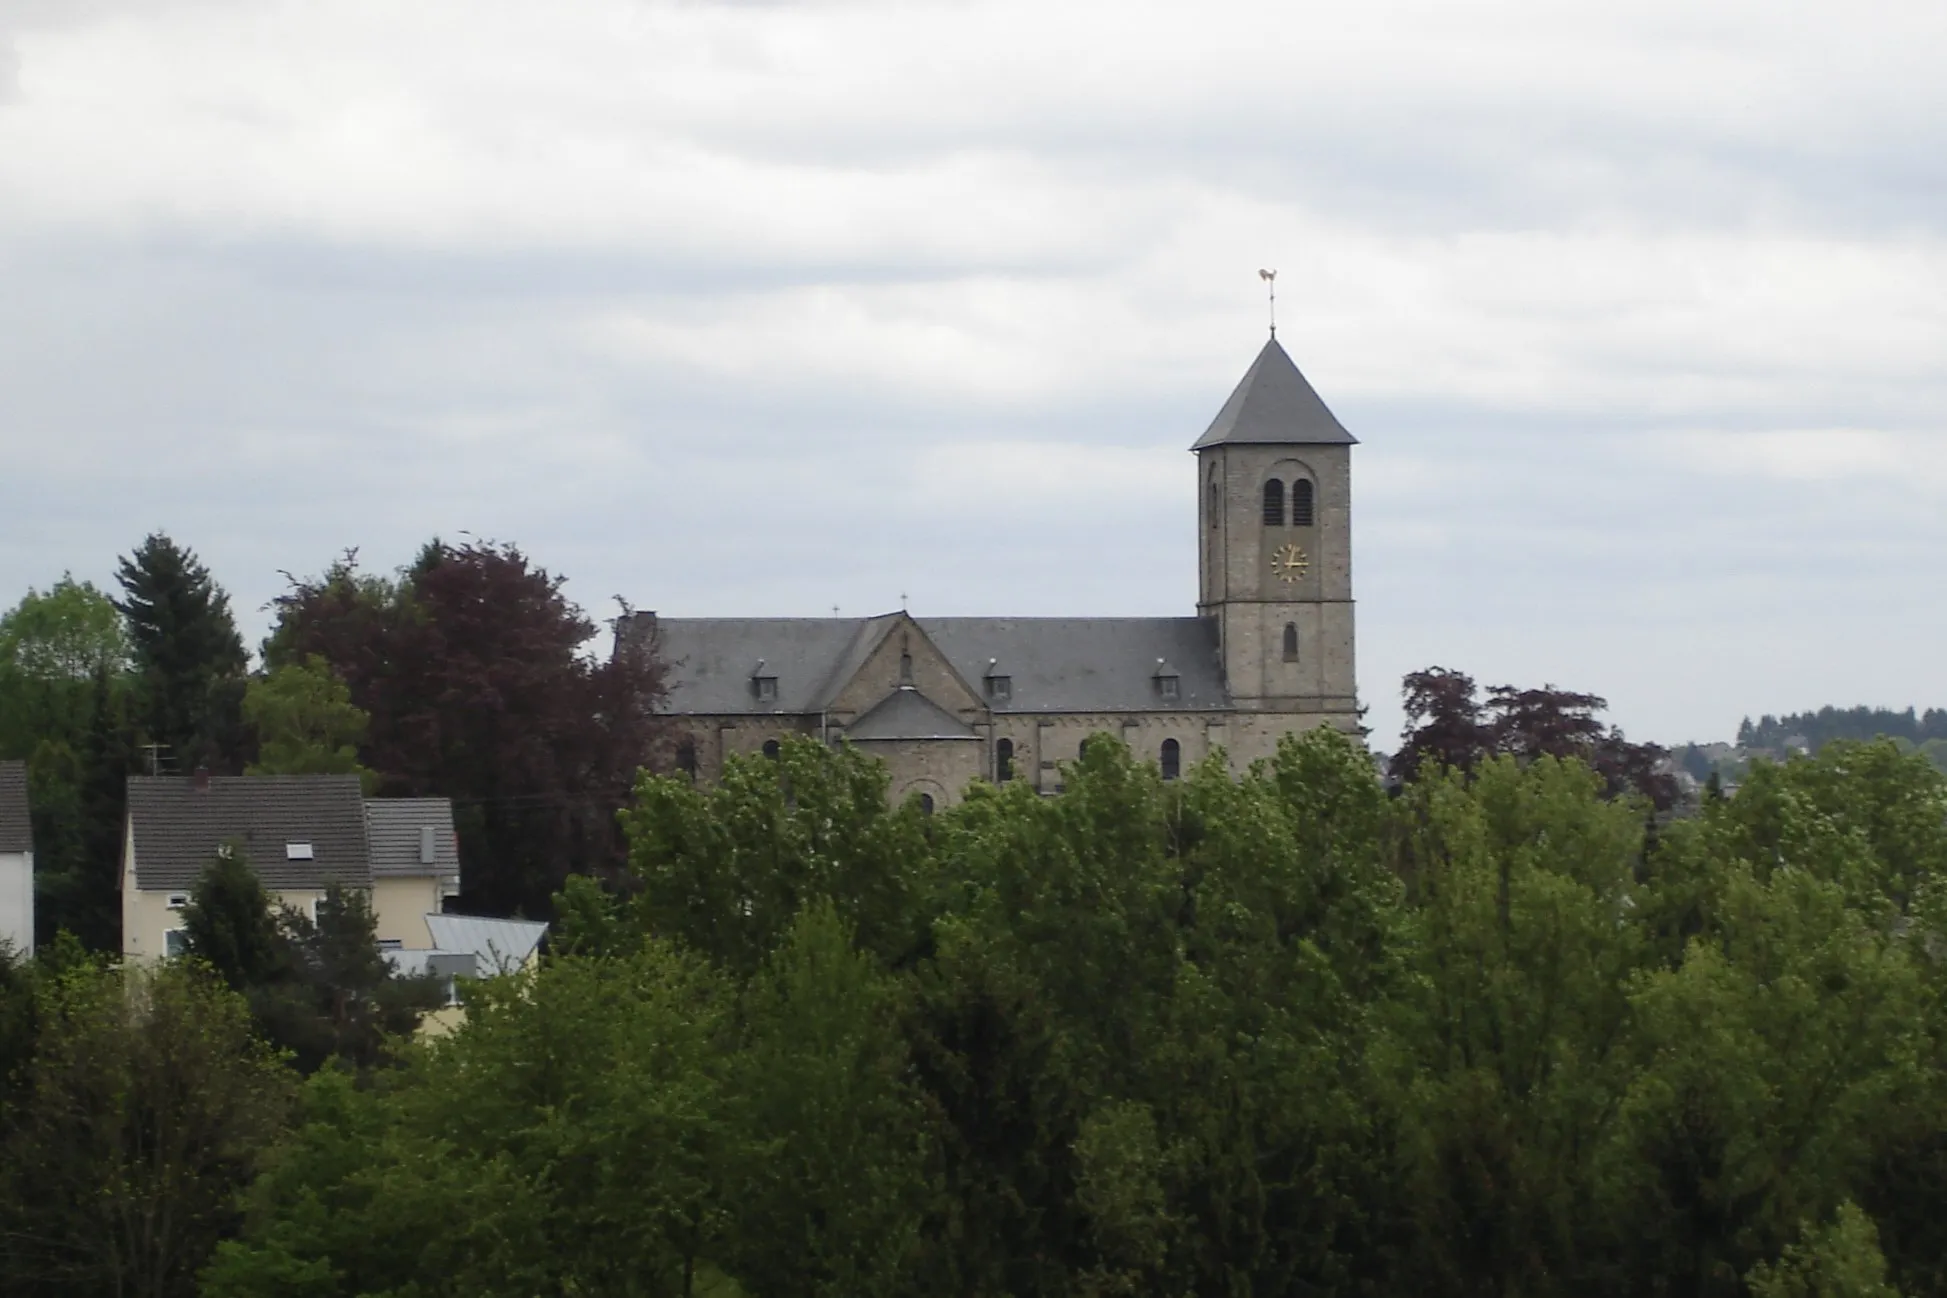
[1261,478,1285,526]
[166,893,189,910]
[165,929,187,958]
[1161,738,1181,781]
[1283,622,1299,662]
[1292,478,1315,527]
[285,841,315,861]
[996,738,1015,783]
[987,675,1012,701]
[377,939,403,952]
[762,739,781,760]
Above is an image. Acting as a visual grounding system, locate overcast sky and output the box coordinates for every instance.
[2,0,1942,748]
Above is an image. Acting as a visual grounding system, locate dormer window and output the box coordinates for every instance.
[285,841,314,861]
[1153,659,1181,701]
[984,658,1012,702]
[751,659,778,703]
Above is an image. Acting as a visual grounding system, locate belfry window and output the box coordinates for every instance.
[1161,738,1181,781]
[1292,478,1315,527]
[899,651,914,685]
[996,738,1015,783]
[1209,474,1220,527]
[1283,622,1299,662]
[1261,479,1285,526]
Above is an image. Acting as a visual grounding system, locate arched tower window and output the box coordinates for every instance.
[996,737,1015,783]
[1261,479,1285,526]
[1160,738,1181,781]
[1283,622,1299,662]
[762,739,780,760]
[1208,472,1219,528]
[1292,478,1315,527]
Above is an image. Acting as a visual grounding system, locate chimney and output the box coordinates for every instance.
[191,766,211,793]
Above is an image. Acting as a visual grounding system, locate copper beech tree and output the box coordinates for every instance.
[266,540,669,918]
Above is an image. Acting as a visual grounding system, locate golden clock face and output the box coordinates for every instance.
[1270,543,1311,583]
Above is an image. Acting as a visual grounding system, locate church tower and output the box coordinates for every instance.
[1194,336,1358,723]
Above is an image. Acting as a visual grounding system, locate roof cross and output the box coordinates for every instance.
[1258,268,1277,338]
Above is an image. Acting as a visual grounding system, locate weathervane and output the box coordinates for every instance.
[1258,268,1277,338]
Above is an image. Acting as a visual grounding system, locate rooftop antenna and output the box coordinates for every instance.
[1258,268,1277,338]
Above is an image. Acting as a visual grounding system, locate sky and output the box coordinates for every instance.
[1,0,1942,749]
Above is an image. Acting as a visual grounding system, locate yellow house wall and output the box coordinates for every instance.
[372,878,438,948]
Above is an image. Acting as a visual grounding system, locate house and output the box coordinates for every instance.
[363,797,463,950]
[121,772,461,962]
[0,761,33,956]
[386,913,549,1036]
[626,334,1360,808]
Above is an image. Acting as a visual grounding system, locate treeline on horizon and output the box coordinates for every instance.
[1739,707,1947,754]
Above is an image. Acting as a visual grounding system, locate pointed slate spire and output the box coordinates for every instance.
[1191,336,1356,450]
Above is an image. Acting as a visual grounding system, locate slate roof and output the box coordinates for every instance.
[126,775,373,892]
[1191,336,1357,449]
[364,798,461,880]
[0,762,30,855]
[923,617,1227,713]
[642,614,1227,717]
[848,687,980,741]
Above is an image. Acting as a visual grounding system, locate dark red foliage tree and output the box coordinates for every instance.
[1389,668,1490,785]
[267,541,669,918]
[1394,669,1678,811]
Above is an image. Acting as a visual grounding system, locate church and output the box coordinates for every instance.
[620,334,1359,808]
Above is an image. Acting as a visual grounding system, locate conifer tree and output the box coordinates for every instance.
[113,533,247,773]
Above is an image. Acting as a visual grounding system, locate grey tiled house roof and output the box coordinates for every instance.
[0,762,31,855]
[364,798,461,879]
[1191,336,1357,449]
[127,775,374,892]
[644,615,1228,718]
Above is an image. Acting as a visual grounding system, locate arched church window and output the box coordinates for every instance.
[676,738,697,778]
[918,793,936,815]
[762,739,780,760]
[1261,479,1285,526]
[996,737,1015,783]
[1292,478,1315,527]
[1160,738,1181,781]
[1283,623,1299,662]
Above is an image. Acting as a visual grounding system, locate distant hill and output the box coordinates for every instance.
[1738,706,1947,752]
[1677,706,1947,783]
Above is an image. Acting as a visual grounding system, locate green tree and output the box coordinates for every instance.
[0,960,292,1298]
[0,575,128,755]
[1749,1203,1903,1298]
[207,943,746,1297]
[253,886,444,1075]
[242,656,373,788]
[114,533,247,773]
[180,846,284,992]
